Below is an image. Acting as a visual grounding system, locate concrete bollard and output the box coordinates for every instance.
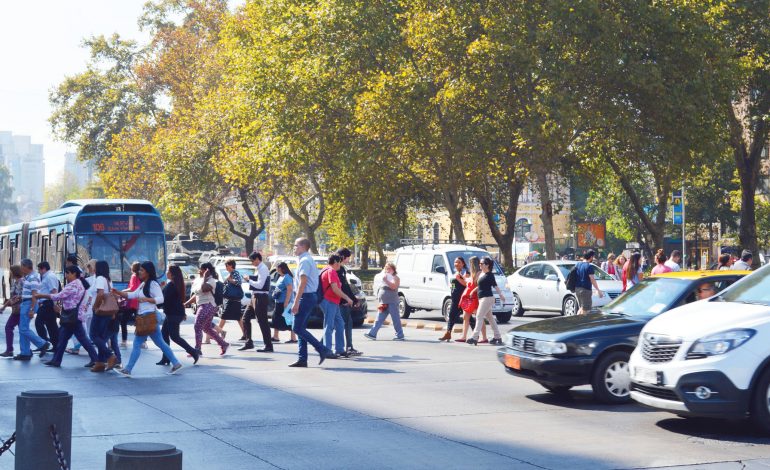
[106,443,182,470]
[15,390,72,470]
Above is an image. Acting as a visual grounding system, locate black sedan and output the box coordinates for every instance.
[497,271,748,404]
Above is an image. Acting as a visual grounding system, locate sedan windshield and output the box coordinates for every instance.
[601,277,691,317]
[719,266,770,306]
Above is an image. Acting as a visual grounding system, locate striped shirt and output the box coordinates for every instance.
[21,272,41,300]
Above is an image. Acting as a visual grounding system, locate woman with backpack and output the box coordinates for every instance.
[112,261,184,377]
[157,265,199,365]
[36,265,99,367]
[186,262,229,356]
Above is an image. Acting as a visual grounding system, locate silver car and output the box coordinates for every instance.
[506,261,623,316]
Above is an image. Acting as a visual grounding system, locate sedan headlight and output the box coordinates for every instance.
[533,340,567,355]
[686,329,755,359]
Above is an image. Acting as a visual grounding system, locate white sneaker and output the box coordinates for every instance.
[113,368,131,378]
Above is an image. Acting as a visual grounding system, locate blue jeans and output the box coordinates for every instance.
[50,323,98,364]
[90,315,114,362]
[320,299,345,354]
[18,300,46,355]
[292,293,328,362]
[368,302,404,339]
[125,312,180,373]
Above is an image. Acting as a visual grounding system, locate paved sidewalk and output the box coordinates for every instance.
[1,313,769,470]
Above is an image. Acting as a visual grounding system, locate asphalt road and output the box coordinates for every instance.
[0,311,769,469]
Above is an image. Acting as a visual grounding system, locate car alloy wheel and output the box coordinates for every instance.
[562,296,577,316]
[441,298,452,321]
[512,293,524,317]
[398,295,411,319]
[604,360,630,398]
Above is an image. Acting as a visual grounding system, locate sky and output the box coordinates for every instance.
[0,1,149,185]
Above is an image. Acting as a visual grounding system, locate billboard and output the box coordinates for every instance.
[577,223,606,248]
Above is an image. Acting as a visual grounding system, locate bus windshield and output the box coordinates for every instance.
[76,233,166,283]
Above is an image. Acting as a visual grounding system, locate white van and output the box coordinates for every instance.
[628,264,770,432]
[374,244,514,323]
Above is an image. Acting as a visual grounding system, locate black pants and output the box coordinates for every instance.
[340,304,353,349]
[160,315,196,362]
[119,308,136,341]
[447,299,475,331]
[35,301,59,348]
[244,294,272,349]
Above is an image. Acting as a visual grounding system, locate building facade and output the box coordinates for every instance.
[0,131,45,221]
[63,152,95,188]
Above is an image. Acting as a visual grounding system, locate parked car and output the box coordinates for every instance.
[507,261,622,317]
[210,255,252,269]
[376,244,514,323]
[498,271,749,404]
[178,264,199,300]
[628,266,770,430]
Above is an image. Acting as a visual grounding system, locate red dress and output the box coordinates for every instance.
[459,281,479,314]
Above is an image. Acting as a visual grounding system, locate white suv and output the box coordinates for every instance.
[628,264,770,431]
[374,244,514,323]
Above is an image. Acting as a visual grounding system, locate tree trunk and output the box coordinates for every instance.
[535,172,557,260]
[376,245,386,266]
[361,243,370,270]
[282,180,325,254]
[476,177,524,270]
[442,190,465,242]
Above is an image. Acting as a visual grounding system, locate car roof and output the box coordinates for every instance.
[396,244,487,253]
[652,270,752,279]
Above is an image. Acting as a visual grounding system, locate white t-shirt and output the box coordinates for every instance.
[664,260,681,272]
[127,280,164,315]
[193,277,218,306]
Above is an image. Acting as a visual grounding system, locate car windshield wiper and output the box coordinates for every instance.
[603,310,629,316]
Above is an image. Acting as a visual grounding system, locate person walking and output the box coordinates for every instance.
[88,260,120,372]
[14,258,50,361]
[439,257,468,342]
[651,249,673,275]
[622,252,644,292]
[335,248,361,356]
[1,265,23,358]
[112,261,184,377]
[664,250,682,272]
[270,262,297,344]
[319,254,354,357]
[34,261,60,350]
[574,250,605,315]
[467,257,505,346]
[456,256,483,343]
[119,262,141,348]
[288,237,335,367]
[186,262,229,356]
[732,250,753,270]
[364,262,405,341]
[242,252,273,352]
[66,259,96,357]
[36,266,99,367]
[157,265,199,365]
[602,254,619,280]
[220,259,244,339]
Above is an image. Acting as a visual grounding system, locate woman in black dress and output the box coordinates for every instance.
[219,259,245,338]
[157,265,199,365]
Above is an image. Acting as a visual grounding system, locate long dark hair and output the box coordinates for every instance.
[64,265,89,290]
[276,262,293,278]
[625,253,642,280]
[200,262,218,279]
[140,261,158,297]
[95,260,110,281]
[167,265,186,302]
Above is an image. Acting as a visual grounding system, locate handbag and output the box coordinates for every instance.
[459,283,479,314]
[135,312,158,336]
[95,292,120,317]
[61,286,86,325]
[223,281,244,300]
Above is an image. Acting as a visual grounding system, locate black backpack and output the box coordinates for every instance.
[565,266,578,292]
[316,267,331,305]
[213,280,225,306]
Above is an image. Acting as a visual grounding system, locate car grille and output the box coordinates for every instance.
[631,383,680,402]
[641,336,681,363]
[510,335,536,353]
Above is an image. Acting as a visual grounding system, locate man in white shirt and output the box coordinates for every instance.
[35,261,60,350]
[241,252,273,352]
[732,250,753,271]
[664,250,682,272]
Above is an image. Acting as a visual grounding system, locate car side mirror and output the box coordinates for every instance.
[545,274,558,281]
[435,266,447,274]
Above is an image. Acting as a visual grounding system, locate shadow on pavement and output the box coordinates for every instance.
[525,390,654,413]
[322,367,404,374]
[656,417,768,443]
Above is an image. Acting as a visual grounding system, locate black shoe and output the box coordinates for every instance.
[38,342,51,357]
[238,336,248,341]
[288,360,307,368]
[156,360,170,366]
[490,338,504,346]
[238,341,254,351]
[467,338,478,346]
[44,361,60,367]
[338,351,350,358]
[84,361,95,368]
[347,348,363,356]
[13,354,32,361]
[257,348,273,353]
[192,351,200,365]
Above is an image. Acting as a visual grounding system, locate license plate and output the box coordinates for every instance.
[633,366,658,385]
[504,354,521,370]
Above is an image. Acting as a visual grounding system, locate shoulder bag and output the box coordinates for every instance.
[134,311,158,336]
[95,280,120,317]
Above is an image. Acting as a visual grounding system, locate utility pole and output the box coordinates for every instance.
[682,185,686,267]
